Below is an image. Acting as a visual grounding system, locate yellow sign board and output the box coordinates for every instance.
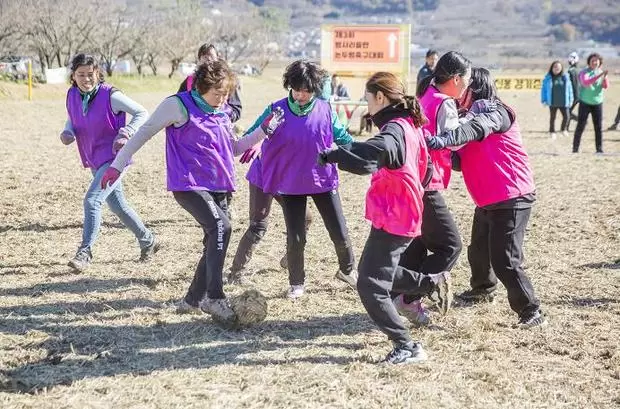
[494,77,542,91]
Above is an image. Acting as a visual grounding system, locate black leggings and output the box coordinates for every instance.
[280,190,354,285]
[573,102,603,153]
[549,106,569,133]
[173,190,232,303]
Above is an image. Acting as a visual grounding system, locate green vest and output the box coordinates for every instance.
[579,68,605,105]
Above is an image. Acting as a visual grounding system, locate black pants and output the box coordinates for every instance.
[173,190,232,303]
[280,190,354,286]
[231,183,312,272]
[549,106,569,133]
[468,206,539,316]
[573,102,603,153]
[568,100,579,130]
[357,228,438,345]
[612,105,620,127]
[400,190,462,273]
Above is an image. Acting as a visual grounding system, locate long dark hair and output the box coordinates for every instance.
[194,59,236,95]
[366,72,427,127]
[547,60,563,77]
[416,51,471,97]
[469,67,499,102]
[282,60,327,95]
[69,53,104,86]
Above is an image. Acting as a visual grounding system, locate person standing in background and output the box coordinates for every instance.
[567,52,580,127]
[572,53,609,153]
[416,49,439,87]
[541,60,573,139]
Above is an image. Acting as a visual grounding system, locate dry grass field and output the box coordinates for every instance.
[1,66,619,408]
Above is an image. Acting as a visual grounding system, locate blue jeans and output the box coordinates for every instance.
[79,162,152,252]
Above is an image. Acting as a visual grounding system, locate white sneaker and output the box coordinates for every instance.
[550,132,557,140]
[200,297,237,325]
[562,130,569,138]
[287,284,305,299]
[335,269,358,289]
[175,300,202,315]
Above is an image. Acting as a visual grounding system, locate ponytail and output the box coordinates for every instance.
[403,95,427,127]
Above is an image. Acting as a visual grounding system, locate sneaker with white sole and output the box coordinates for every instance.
[514,309,547,329]
[68,248,92,272]
[175,299,202,315]
[200,297,237,326]
[140,237,161,262]
[287,284,305,299]
[393,295,430,327]
[383,341,428,364]
[335,269,358,289]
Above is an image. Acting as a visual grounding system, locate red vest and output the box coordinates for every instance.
[458,108,535,207]
[365,117,428,237]
[419,85,453,191]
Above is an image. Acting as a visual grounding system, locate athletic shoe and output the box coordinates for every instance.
[68,248,92,272]
[335,269,358,289]
[562,130,569,138]
[140,237,160,262]
[383,342,428,364]
[514,309,547,329]
[429,271,453,315]
[200,297,236,325]
[287,284,305,299]
[457,288,496,304]
[393,295,430,327]
[175,299,202,315]
[550,132,557,140]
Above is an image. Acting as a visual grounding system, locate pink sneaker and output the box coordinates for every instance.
[393,294,430,327]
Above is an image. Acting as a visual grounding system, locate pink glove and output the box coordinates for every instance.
[101,167,121,189]
[240,144,260,164]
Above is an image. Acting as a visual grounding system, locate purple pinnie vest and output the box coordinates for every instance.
[66,83,125,169]
[259,98,338,195]
[165,92,236,192]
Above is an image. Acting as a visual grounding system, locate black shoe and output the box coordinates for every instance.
[608,124,618,131]
[68,248,92,272]
[383,342,428,364]
[514,309,547,329]
[140,237,160,262]
[457,288,496,304]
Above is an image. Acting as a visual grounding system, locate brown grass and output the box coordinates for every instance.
[0,67,619,408]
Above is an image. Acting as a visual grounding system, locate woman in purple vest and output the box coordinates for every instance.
[61,53,158,272]
[245,60,357,299]
[426,67,546,328]
[228,63,353,286]
[101,59,284,326]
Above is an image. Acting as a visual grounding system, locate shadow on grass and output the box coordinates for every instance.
[0,218,192,234]
[578,261,620,270]
[0,303,374,393]
[553,296,617,308]
[0,277,161,297]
